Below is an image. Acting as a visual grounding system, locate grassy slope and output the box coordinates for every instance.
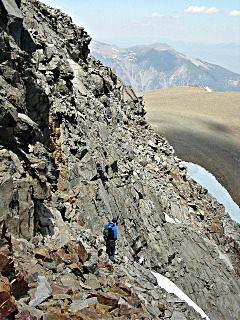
[141,86,240,207]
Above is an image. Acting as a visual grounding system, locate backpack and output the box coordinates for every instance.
[103,225,114,241]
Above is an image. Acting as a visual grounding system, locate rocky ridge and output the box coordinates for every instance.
[0,1,240,319]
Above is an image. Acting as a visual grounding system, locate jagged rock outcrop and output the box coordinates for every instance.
[0,1,240,319]
[0,0,36,53]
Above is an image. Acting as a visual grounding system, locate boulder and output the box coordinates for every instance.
[29,276,52,308]
[15,310,37,320]
[51,284,73,300]
[64,240,88,264]
[11,272,29,299]
[97,291,119,306]
[0,275,18,319]
[34,246,52,262]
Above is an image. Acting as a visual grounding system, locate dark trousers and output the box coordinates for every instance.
[106,240,116,261]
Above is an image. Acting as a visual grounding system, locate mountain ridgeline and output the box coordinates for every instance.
[0,1,240,319]
[90,40,240,92]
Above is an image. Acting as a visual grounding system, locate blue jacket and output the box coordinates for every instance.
[104,222,117,240]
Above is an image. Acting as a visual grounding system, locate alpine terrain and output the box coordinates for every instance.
[141,86,240,209]
[90,40,240,92]
[0,1,240,320]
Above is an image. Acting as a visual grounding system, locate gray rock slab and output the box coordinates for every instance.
[1,0,23,18]
[170,311,188,320]
[69,297,98,312]
[29,276,52,308]
[146,304,161,317]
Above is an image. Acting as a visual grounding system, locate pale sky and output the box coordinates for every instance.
[41,0,240,46]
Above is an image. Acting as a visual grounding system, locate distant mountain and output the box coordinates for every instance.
[90,41,240,92]
[168,42,240,74]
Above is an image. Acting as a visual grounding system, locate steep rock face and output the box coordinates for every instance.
[0,1,240,319]
[0,0,36,53]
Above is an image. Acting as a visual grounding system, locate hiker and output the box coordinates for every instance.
[103,218,118,262]
[130,254,146,265]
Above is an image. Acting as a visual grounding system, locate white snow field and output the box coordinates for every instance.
[152,272,210,320]
[183,161,240,224]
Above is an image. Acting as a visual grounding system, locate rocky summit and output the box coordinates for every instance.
[0,1,240,319]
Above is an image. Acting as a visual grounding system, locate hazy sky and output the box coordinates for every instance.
[41,0,240,46]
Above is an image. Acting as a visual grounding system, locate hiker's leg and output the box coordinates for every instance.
[106,241,111,257]
[109,241,115,261]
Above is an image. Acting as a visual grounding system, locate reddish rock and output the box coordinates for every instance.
[80,305,110,320]
[111,282,132,296]
[0,227,13,276]
[0,275,18,319]
[15,310,37,320]
[34,246,52,262]
[64,241,88,264]
[95,303,113,314]
[27,272,39,283]
[0,252,13,275]
[126,294,141,308]
[0,275,10,291]
[97,261,109,268]
[118,304,129,316]
[158,304,166,312]
[97,291,119,306]
[89,290,98,297]
[45,306,111,320]
[98,275,108,287]
[51,248,70,264]
[118,304,142,317]
[44,308,84,320]
[129,307,142,316]
[68,262,84,277]
[210,222,224,235]
[0,239,11,255]
[11,272,29,299]
[51,284,73,299]
[32,298,60,311]
[104,264,114,271]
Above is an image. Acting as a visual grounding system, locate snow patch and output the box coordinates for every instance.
[112,47,119,52]
[176,52,209,69]
[164,213,181,224]
[186,56,210,70]
[229,79,239,86]
[152,272,211,320]
[183,162,240,224]
[127,58,136,62]
[178,53,185,59]
[204,86,212,92]
[217,249,234,270]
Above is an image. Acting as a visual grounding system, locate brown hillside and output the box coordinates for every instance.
[141,86,240,207]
